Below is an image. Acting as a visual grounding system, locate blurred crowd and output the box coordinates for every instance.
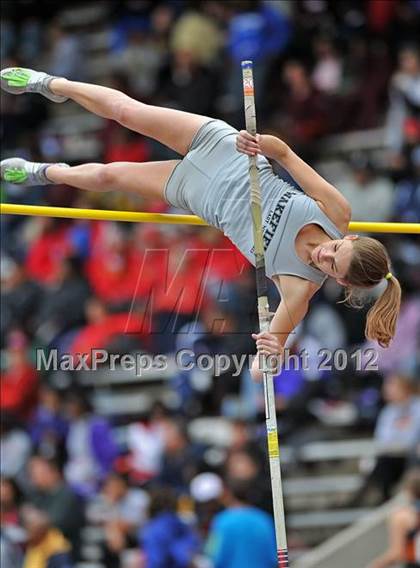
[1,1,419,567]
[1,383,284,567]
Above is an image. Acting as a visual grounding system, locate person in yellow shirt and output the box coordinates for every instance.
[21,505,73,568]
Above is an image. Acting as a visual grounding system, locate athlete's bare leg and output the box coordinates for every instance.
[49,79,211,156]
[46,160,180,200]
[0,68,212,155]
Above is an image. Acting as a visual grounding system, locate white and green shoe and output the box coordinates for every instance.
[0,158,70,186]
[0,67,68,103]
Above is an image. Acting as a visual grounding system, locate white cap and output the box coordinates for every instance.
[190,473,223,503]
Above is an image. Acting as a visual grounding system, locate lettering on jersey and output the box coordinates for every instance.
[250,190,298,255]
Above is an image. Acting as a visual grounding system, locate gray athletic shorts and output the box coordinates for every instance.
[164,118,297,264]
[163,119,237,214]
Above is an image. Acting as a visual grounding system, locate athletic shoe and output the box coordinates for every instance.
[0,158,70,186]
[0,67,68,103]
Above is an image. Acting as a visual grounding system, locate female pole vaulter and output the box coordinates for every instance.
[0,68,401,380]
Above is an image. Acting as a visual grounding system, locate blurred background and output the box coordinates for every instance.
[0,1,419,567]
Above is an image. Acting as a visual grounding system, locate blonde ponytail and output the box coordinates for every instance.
[365,274,402,348]
[345,237,402,348]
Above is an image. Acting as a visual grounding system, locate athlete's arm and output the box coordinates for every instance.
[251,277,311,381]
[236,131,351,231]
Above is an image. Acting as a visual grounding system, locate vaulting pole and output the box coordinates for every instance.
[242,59,289,568]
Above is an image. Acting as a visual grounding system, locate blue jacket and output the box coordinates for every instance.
[89,417,119,477]
[228,5,291,61]
[140,512,200,568]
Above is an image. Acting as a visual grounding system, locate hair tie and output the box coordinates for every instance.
[385,272,393,280]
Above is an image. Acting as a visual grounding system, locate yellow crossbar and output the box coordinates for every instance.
[1,203,419,234]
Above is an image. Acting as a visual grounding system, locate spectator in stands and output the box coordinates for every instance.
[229,419,261,455]
[111,29,165,99]
[20,504,73,568]
[374,373,420,466]
[376,374,420,450]
[0,501,23,568]
[224,449,272,513]
[110,0,175,63]
[224,0,291,121]
[25,218,75,286]
[151,235,214,354]
[340,36,392,131]
[0,330,39,421]
[63,391,119,497]
[86,472,149,568]
[312,36,343,95]
[26,454,84,557]
[19,17,43,65]
[191,225,251,286]
[0,532,23,568]
[157,418,202,493]
[386,45,420,157]
[34,256,91,348]
[190,472,224,539]
[104,126,151,165]
[30,383,68,464]
[366,0,397,36]
[87,472,149,529]
[335,153,394,222]
[0,412,32,481]
[85,222,148,308]
[393,145,420,223]
[173,301,253,415]
[274,351,307,412]
[1,256,41,346]
[205,477,277,568]
[45,21,85,81]
[155,43,221,117]
[0,53,49,152]
[0,484,22,568]
[1,456,23,566]
[169,5,223,67]
[270,59,330,155]
[0,477,22,527]
[116,402,168,484]
[368,467,420,568]
[150,3,175,47]
[69,297,148,360]
[0,13,15,59]
[139,486,200,568]
[354,374,420,504]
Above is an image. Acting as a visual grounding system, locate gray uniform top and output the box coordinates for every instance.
[164,120,344,286]
[262,193,345,284]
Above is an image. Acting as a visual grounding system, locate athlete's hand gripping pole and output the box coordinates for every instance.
[241,60,289,568]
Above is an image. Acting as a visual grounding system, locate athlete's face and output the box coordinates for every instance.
[311,235,358,282]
